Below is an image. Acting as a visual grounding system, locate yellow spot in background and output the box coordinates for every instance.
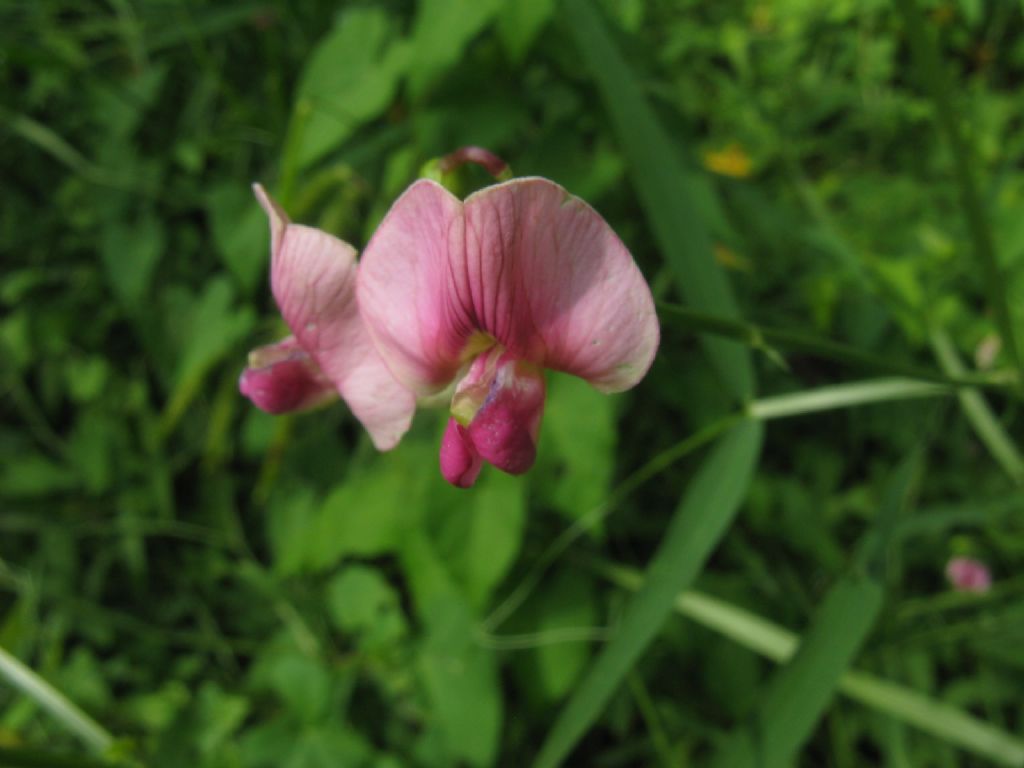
[714,244,752,272]
[702,143,754,178]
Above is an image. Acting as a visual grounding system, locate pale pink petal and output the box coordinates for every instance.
[254,184,415,450]
[440,418,483,488]
[239,336,337,413]
[461,178,658,392]
[357,180,470,395]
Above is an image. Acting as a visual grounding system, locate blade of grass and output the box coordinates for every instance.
[895,0,1023,380]
[658,302,1016,393]
[748,379,951,420]
[566,0,753,402]
[0,645,113,753]
[593,563,1024,767]
[707,450,920,767]
[534,420,763,768]
[929,328,1024,484]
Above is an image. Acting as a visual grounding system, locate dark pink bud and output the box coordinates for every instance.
[239,337,336,414]
[440,418,483,488]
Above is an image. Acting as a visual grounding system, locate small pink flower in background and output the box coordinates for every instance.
[945,556,992,594]
[240,150,659,487]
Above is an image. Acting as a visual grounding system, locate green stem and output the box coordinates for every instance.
[658,302,1015,393]
[594,562,1024,767]
[748,378,951,420]
[929,328,1024,484]
[895,0,1023,382]
[0,646,114,753]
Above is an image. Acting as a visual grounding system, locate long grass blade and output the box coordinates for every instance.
[534,420,763,768]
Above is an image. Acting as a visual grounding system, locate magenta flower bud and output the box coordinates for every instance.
[945,556,992,594]
[239,337,336,413]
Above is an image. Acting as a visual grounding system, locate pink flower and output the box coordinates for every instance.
[238,185,415,450]
[241,164,659,488]
[945,556,992,594]
[358,176,659,486]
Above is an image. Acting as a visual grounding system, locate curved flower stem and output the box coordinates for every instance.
[748,379,952,421]
[0,645,114,754]
[895,0,1023,383]
[657,302,1016,394]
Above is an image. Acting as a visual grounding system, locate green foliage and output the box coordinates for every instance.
[3,0,1024,766]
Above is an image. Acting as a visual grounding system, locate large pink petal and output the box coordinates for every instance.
[254,184,415,449]
[462,178,659,392]
[357,180,470,395]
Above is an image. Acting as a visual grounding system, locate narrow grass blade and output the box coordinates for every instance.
[749,378,951,420]
[534,420,763,768]
[566,0,753,402]
[594,563,1024,767]
[0,645,114,753]
[708,451,921,767]
[929,328,1024,484]
[709,575,884,768]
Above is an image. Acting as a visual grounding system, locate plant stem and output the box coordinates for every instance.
[0,646,113,754]
[748,379,951,420]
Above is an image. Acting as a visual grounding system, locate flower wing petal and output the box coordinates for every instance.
[463,178,659,392]
[255,184,415,449]
[357,179,470,395]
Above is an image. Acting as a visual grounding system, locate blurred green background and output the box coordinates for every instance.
[3,0,1024,765]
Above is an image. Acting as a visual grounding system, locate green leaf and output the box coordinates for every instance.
[418,596,502,767]
[535,419,763,768]
[540,373,616,524]
[327,564,408,649]
[496,0,556,63]
[206,183,267,294]
[101,211,164,307]
[440,470,527,609]
[534,570,598,701]
[407,0,504,99]
[565,0,754,402]
[291,8,409,169]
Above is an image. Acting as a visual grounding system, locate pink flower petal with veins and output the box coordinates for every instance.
[250,184,415,450]
[358,177,659,395]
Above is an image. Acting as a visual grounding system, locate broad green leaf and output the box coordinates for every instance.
[566,0,754,402]
[441,470,527,609]
[407,0,504,99]
[418,596,502,767]
[292,8,409,169]
[206,183,267,294]
[534,419,763,768]
[534,570,598,701]
[540,373,616,524]
[101,211,164,307]
[496,0,556,63]
[306,447,432,571]
[327,564,408,649]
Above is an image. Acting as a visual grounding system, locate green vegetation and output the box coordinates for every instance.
[3,0,1023,765]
